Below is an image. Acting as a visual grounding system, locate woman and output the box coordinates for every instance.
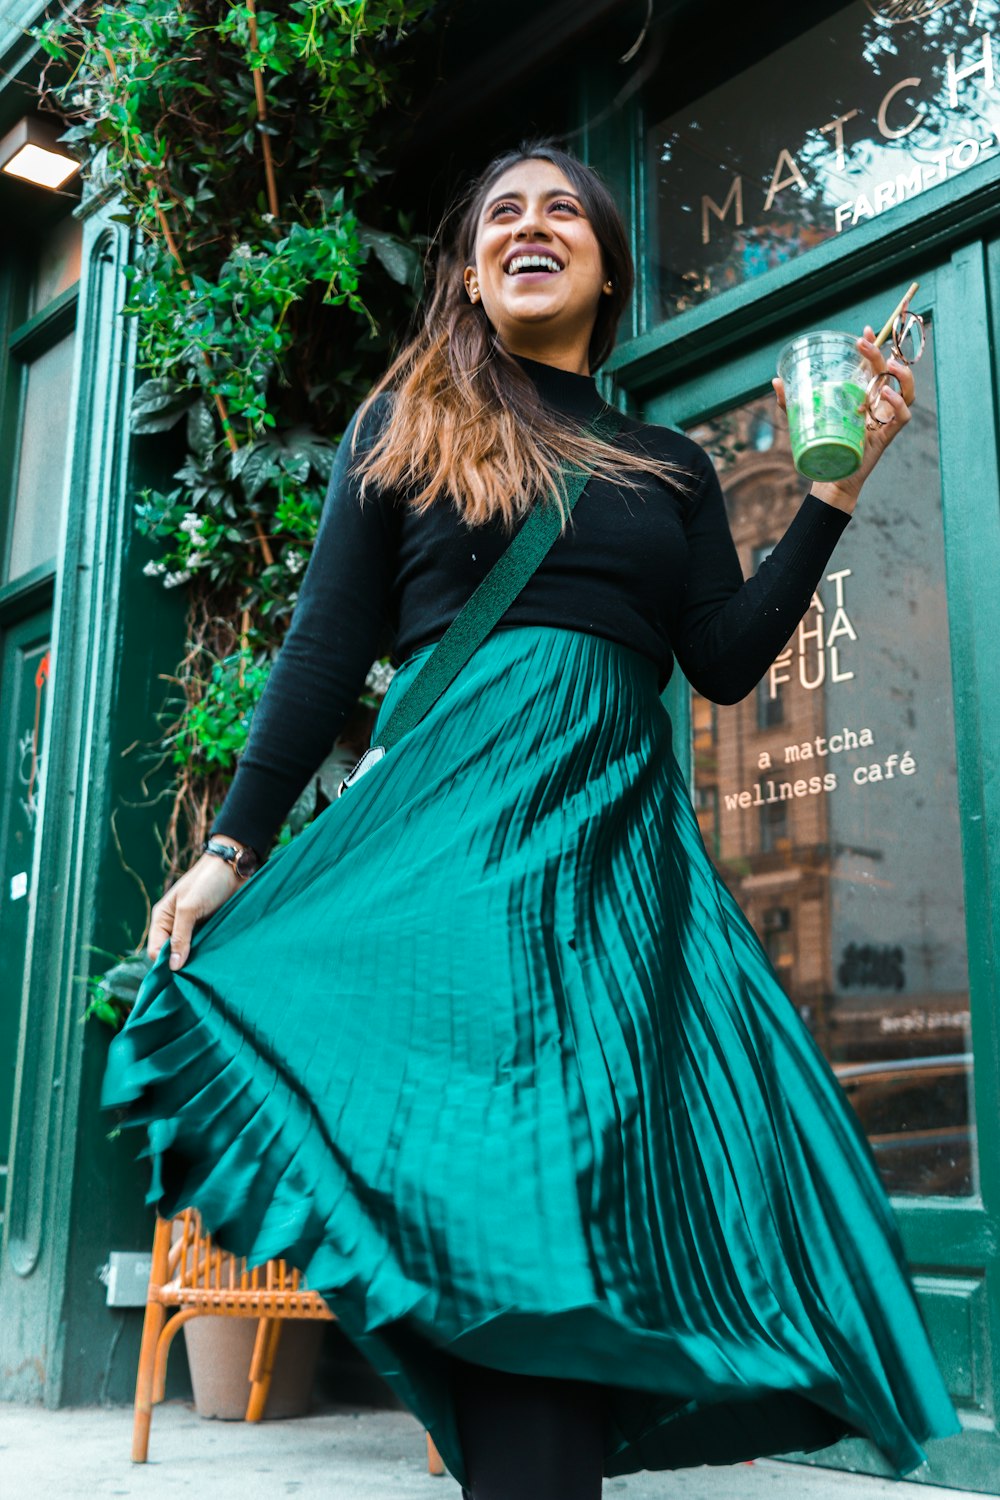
[103,141,961,1499]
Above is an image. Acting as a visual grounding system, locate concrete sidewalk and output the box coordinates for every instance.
[0,1400,986,1500]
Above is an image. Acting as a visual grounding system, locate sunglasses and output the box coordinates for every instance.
[864,310,925,428]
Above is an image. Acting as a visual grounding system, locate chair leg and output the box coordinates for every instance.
[245,1317,283,1422]
[131,1299,167,1463]
[427,1431,445,1475]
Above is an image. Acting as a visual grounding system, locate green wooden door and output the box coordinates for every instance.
[0,608,52,1216]
[0,215,80,1238]
[624,250,1000,1490]
[582,1,1000,1479]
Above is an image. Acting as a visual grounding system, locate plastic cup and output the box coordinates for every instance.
[778,330,868,483]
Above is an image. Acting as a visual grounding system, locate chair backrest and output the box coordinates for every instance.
[152,1208,331,1314]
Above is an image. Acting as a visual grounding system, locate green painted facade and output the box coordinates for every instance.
[1,0,998,1491]
[0,5,190,1405]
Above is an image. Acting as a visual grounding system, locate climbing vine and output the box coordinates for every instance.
[30,2,438,1005]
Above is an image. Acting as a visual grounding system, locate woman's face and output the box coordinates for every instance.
[464,158,611,372]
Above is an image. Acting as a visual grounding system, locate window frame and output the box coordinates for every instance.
[2,285,80,586]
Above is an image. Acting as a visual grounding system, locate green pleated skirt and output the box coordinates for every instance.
[102,625,961,1487]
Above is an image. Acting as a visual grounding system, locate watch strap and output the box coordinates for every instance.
[202,836,260,877]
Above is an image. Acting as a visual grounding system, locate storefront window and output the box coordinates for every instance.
[3,215,81,583]
[688,319,978,1198]
[5,333,77,581]
[30,214,82,318]
[647,0,1000,319]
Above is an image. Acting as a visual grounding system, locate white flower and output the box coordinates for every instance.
[187,550,208,568]
[162,569,193,588]
[365,659,395,695]
[284,548,306,576]
[233,243,253,259]
[142,560,168,576]
[179,511,204,536]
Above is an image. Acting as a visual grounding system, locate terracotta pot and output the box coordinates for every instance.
[183,1316,325,1420]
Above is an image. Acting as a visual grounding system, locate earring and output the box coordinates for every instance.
[468,285,479,302]
[604,280,613,293]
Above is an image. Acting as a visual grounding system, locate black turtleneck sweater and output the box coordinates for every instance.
[209,354,852,856]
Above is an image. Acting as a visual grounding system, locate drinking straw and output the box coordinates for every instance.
[874,281,919,350]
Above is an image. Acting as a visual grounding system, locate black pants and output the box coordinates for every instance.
[451,1357,606,1500]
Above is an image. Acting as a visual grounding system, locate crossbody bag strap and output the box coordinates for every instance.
[338,404,626,795]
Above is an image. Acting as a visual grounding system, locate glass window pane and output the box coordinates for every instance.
[5,333,76,581]
[31,215,82,315]
[687,318,978,1198]
[647,2,1000,320]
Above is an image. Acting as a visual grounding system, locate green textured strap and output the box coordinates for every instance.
[377,405,625,753]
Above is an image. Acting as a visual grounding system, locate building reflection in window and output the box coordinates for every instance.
[687,317,978,1198]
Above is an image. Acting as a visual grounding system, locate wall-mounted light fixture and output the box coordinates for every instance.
[0,115,79,191]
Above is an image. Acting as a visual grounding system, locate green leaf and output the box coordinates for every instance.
[186,400,217,461]
[234,444,280,501]
[130,377,192,435]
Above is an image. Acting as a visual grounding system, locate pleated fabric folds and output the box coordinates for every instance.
[102,625,961,1488]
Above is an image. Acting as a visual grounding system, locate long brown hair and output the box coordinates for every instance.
[351,140,691,531]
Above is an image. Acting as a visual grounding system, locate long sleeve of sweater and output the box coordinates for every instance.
[668,445,853,705]
[208,401,395,855]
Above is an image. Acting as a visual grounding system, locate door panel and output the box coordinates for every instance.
[0,214,80,1232]
[642,255,1000,1488]
[0,609,52,1218]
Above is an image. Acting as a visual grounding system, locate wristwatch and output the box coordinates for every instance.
[201,835,261,880]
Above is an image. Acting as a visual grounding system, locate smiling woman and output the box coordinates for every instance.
[464,163,610,369]
[104,137,957,1500]
[351,143,692,529]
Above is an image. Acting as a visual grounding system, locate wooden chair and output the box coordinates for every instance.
[132,1207,446,1477]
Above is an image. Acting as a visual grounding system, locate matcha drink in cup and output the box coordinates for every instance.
[778,331,868,482]
[778,282,920,483]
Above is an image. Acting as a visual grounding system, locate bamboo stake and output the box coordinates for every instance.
[239,605,252,689]
[247,0,281,224]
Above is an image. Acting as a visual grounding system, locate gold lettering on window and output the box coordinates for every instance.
[819,109,860,170]
[763,148,808,212]
[947,32,994,108]
[877,77,926,139]
[701,175,744,245]
[864,0,950,21]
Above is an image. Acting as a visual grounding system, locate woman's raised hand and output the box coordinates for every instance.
[147,851,243,970]
[771,323,916,511]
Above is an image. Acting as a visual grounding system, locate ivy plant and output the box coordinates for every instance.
[29,0,440,1027]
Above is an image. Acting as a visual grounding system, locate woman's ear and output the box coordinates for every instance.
[464,268,480,303]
